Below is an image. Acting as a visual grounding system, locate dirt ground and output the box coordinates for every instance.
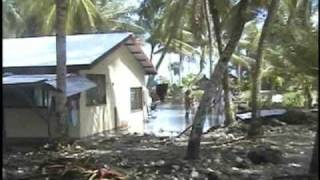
[3,120,317,180]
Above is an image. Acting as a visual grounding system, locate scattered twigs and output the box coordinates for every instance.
[203,125,222,134]
[88,170,98,180]
[176,125,192,138]
[210,136,247,147]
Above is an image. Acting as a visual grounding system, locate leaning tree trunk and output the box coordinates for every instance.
[146,37,172,88]
[56,0,68,138]
[186,0,249,160]
[147,1,186,88]
[149,43,156,63]
[203,0,214,77]
[209,0,234,126]
[248,0,280,137]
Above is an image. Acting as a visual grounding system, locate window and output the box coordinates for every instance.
[86,74,106,106]
[131,87,143,111]
[3,85,49,108]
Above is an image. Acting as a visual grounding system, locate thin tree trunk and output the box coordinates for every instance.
[150,43,155,62]
[309,126,318,175]
[199,45,206,74]
[179,29,184,85]
[204,0,214,77]
[147,0,186,88]
[3,115,7,152]
[223,71,233,126]
[209,0,234,126]
[249,0,280,137]
[146,37,172,88]
[55,0,68,138]
[155,38,172,70]
[237,64,241,84]
[179,54,183,86]
[304,84,312,109]
[186,0,249,160]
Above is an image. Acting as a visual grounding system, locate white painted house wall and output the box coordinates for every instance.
[79,44,147,138]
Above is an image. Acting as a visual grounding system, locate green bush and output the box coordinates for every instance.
[282,91,305,107]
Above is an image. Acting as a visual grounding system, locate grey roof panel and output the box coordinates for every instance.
[3,33,132,67]
[3,74,96,97]
[45,75,96,97]
[3,75,47,85]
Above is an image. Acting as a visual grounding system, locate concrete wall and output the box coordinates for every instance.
[79,44,147,138]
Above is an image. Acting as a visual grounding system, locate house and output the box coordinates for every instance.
[3,32,156,140]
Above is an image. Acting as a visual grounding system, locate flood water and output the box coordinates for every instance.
[144,103,225,136]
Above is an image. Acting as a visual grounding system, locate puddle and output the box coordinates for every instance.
[144,103,225,136]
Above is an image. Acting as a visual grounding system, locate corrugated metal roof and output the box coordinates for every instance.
[3,74,96,97]
[3,32,132,67]
[3,76,46,85]
[45,75,96,96]
[3,74,71,85]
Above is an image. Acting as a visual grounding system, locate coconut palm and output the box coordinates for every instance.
[55,0,68,137]
[186,0,251,159]
[247,0,280,137]
[3,0,142,38]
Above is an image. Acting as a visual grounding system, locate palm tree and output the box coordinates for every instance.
[186,0,250,159]
[10,0,102,36]
[55,0,67,137]
[3,0,25,37]
[143,0,198,87]
[3,0,141,38]
[208,0,235,126]
[248,0,280,137]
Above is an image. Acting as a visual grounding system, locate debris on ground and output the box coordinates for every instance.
[3,119,317,180]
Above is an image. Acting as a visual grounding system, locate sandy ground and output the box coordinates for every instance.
[3,119,317,180]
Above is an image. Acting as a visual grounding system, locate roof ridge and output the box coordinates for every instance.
[3,32,133,40]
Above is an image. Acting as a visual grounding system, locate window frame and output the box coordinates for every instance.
[85,74,107,106]
[130,87,143,111]
[3,84,49,108]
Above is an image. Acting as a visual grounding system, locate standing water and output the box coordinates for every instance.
[144,103,225,136]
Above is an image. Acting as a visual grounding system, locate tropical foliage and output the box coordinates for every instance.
[3,0,142,37]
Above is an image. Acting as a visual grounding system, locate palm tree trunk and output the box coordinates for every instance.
[304,84,312,109]
[150,43,156,62]
[209,0,234,126]
[55,0,68,138]
[3,116,7,152]
[146,36,173,87]
[204,0,214,77]
[309,126,318,175]
[223,71,234,126]
[179,54,183,86]
[186,0,249,160]
[248,0,280,137]
[199,45,206,74]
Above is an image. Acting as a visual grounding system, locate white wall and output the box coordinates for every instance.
[79,44,148,137]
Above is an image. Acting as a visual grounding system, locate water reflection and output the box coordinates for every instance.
[144,103,225,136]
